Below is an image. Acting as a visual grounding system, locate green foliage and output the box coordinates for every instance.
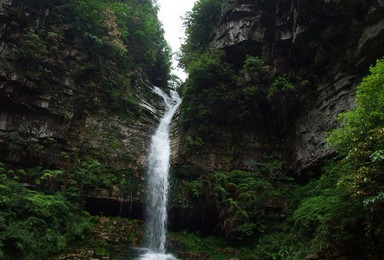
[240,225,303,260]
[1,156,129,199]
[179,0,315,158]
[267,75,296,100]
[180,49,273,146]
[71,0,167,72]
[185,50,234,90]
[0,175,92,259]
[8,0,171,119]
[181,50,236,145]
[249,58,384,259]
[328,58,384,152]
[0,157,135,259]
[293,195,341,231]
[179,1,313,156]
[215,164,365,260]
[326,58,384,256]
[72,158,120,194]
[68,0,171,101]
[185,135,205,149]
[174,161,293,241]
[180,0,222,67]
[172,60,384,260]
[170,231,235,260]
[243,55,265,72]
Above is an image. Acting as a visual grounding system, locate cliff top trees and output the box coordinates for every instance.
[70,0,171,87]
[10,0,171,89]
[180,0,221,68]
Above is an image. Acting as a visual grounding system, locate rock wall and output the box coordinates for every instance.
[177,0,384,173]
[173,124,286,172]
[0,0,164,173]
[0,63,162,173]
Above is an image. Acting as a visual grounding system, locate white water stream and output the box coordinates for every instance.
[137,87,181,260]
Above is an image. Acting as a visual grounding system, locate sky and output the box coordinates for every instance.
[157,0,197,81]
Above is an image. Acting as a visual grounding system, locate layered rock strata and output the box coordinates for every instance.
[177,0,384,173]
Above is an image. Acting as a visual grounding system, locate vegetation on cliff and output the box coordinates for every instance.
[174,53,384,259]
[179,0,309,153]
[0,165,91,259]
[167,57,384,260]
[0,157,142,259]
[173,0,384,259]
[8,0,171,107]
[325,59,384,256]
[0,0,168,258]
[1,0,384,259]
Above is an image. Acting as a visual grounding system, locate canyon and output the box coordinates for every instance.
[1,0,384,258]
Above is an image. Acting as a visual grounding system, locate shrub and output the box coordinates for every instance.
[243,55,265,72]
[0,175,92,259]
[267,75,296,100]
[327,58,384,256]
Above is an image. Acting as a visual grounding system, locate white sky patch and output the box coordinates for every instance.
[157,0,197,82]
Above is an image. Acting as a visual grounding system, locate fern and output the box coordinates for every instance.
[0,175,92,258]
[293,195,341,228]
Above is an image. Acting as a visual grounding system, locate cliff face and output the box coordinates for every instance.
[175,0,384,173]
[0,0,166,175]
[0,38,162,174]
[0,1,179,222]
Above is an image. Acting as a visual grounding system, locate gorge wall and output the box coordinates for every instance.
[0,0,167,171]
[2,0,383,192]
[1,0,384,226]
[1,1,384,257]
[0,63,161,171]
[0,0,173,206]
[174,0,384,174]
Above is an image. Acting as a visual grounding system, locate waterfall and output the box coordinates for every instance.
[138,86,181,260]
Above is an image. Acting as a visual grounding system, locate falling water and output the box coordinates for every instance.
[138,87,181,260]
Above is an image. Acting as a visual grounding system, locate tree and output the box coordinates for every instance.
[327,58,384,256]
[180,0,222,68]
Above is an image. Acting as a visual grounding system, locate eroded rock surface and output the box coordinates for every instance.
[0,1,164,173]
[178,0,384,173]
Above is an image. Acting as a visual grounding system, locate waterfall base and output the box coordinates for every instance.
[119,247,178,260]
[137,250,178,260]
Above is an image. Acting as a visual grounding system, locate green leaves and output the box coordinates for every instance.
[41,169,64,180]
[72,0,168,73]
[181,50,236,145]
[370,149,384,162]
[327,59,384,203]
[178,164,292,241]
[25,192,70,216]
[186,50,234,88]
[181,0,222,67]
[267,75,296,100]
[0,176,92,259]
[243,55,265,72]
[328,58,384,152]
[293,195,341,228]
[0,157,133,258]
[363,192,384,207]
[288,57,384,257]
